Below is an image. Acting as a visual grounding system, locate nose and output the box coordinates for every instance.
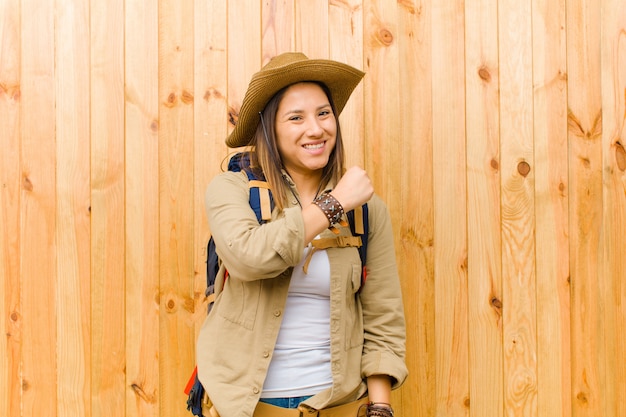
[305,116,323,137]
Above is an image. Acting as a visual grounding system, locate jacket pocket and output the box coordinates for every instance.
[345,263,364,349]
[217,279,261,330]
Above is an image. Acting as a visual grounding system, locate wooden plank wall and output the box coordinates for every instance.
[1,0,625,416]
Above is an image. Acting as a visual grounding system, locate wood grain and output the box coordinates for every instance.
[532,0,571,416]
[3,2,625,417]
[262,0,295,64]
[397,1,434,415]
[499,0,538,415]
[0,1,21,416]
[228,0,262,145]
[567,0,604,415]
[432,0,469,414]
[465,0,504,415]
[90,0,126,415]
[158,1,196,415]
[55,1,92,415]
[20,0,57,415]
[125,0,159,415]
[330,0,365,168]
[600,0,626,415]
[296,0,329,57]
[193,0,228,331]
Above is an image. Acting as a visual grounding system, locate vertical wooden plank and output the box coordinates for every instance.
[193,0,229,333]
[329,0,365,168]
[91,0,126,415]
[0,1,21,416]
[363,0,400,206]
[532,0,571,416]
[499,0,537,416]
[20,0,57,415]
[397,1,434,415]
[431,1,469,415]
[566,0,604,415]
[158,1,195,416]
[228,0,261,142]
[125,0,160,415]
[262,0,295,64]
[295,0,329,57]
[55,1,92,415]
[464,0,503,415]
[600,0,626,415]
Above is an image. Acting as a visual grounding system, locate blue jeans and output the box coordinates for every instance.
[258,395,313,409]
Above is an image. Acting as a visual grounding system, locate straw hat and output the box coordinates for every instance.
[226,52,365,148]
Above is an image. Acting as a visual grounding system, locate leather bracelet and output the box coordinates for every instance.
[312,191,346,230]
[367,402,394,417]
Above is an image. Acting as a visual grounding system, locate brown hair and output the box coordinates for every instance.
[242,81,346,211]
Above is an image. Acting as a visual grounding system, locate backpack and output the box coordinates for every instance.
[185,152,369,416]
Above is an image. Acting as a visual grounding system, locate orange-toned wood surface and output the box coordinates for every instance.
[1,1,624,416]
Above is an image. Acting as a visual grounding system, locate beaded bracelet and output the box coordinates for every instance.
[312,191,347,233]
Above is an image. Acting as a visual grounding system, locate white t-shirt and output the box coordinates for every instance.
[261,245,333,398]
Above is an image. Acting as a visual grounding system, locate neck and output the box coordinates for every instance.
[288,170,324,204]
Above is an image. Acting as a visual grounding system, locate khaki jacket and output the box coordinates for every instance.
[196,171,407,417]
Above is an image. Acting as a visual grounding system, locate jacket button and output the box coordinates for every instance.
[273,309,281,317]
[263,351,269,358]
[253,387,259,394]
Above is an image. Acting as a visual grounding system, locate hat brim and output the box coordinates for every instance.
[226,58,365,148]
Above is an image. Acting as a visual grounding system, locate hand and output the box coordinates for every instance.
[331,166,374,212]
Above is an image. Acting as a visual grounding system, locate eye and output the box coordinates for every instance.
[318,109,331,117]
[288,115,303,121]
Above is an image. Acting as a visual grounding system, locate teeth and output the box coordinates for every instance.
[304,143,324,149]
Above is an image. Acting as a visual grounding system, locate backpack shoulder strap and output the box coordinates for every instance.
[228,152,274,223]
[346,203,369,283]
[205,152,275,304]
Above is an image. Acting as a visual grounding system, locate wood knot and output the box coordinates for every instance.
[181,90,194,104]
[165,92,177,107]
[615,141,626,171]
[490,158,499,171]
[517,161,531,177]
[490,297,502,315]
[165,297,176,312]
[377,28,394,46]
[228,106,239,127]
[576,391,588,404]
[478,66,491,82]
[150,119,159,132]
[10,312,19,322]
[22,175,33,192]
[131,383,156,403]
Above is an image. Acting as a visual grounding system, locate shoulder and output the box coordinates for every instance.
[206,171,248,193]
[205,171,249,205]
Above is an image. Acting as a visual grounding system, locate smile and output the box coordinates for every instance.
[303,142,325,150]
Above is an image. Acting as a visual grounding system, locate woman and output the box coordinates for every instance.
[196,52,407,417]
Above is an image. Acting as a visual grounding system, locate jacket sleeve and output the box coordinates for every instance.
[205,171,306,280]
[358,195,408,388]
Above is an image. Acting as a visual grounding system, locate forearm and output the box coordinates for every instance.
[301,202,333,244]
[367,374,392,403]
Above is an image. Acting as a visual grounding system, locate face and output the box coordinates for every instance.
[274,82,337,178]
